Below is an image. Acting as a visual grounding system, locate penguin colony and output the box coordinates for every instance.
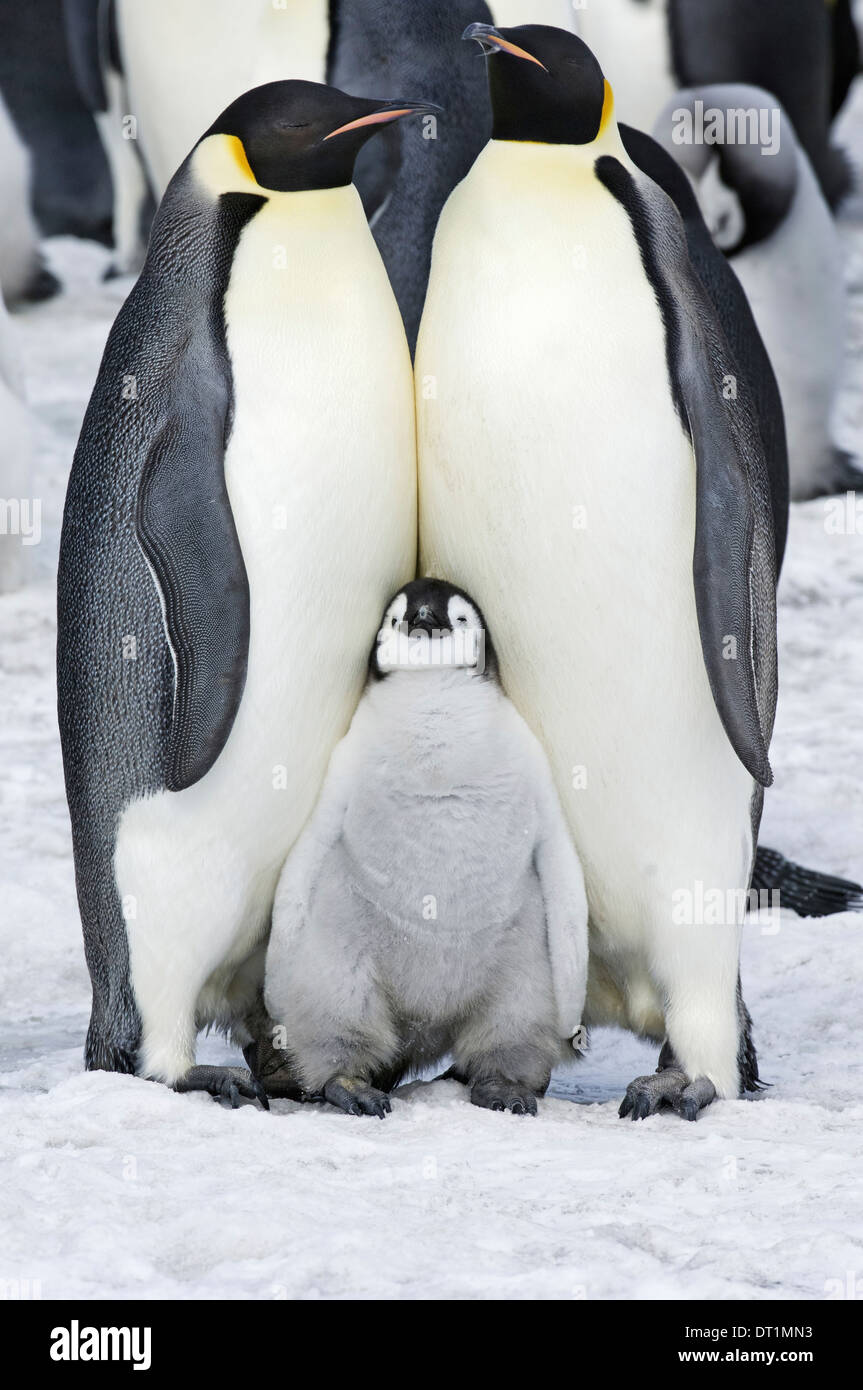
[33,5,859,1121]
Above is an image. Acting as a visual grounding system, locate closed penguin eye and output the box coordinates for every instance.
[447,595,478,628]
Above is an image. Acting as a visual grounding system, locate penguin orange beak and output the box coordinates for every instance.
[323,101,441,141]
[462,22,549,72]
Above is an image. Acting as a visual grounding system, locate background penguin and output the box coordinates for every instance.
[654,83,859,500]
[0,93,59,306]
[57,80,424,1101]
[0,0,112,246]
[115,0,331,196]
[576,0,854,208]
[417,23,778,1120]
[0,293,34,593]
[328,0,494,355]
[62,0,153,277]
[265,579,589,1118]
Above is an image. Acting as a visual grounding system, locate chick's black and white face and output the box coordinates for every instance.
[371,581,490,678]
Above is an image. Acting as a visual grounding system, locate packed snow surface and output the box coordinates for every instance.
[1,83,862,1303]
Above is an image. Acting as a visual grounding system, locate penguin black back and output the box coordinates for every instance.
[329,0,494,355]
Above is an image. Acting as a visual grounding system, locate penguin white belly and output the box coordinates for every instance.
[576,0,675,135]
[116,186,416,1082]
[418,143,753,1080]
[727,155,845,499]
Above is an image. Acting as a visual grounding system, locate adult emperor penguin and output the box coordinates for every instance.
[577,0,852,208]
[654,84,858,500]
[265,580,588,1117]
[416,24,778,1119]
[58,80,424,1101]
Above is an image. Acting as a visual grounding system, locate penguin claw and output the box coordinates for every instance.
[175,1065,270,1110]
[470,1080,539,1115]
[632,1092,654,1121]
[323,1077,392,1118]
[619,1069,717,1122]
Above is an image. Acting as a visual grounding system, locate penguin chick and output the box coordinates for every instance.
[265,580,588,1118]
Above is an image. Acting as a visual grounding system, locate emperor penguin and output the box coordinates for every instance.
[115,0,332,196]
[416,24,778,1120]
[576,0,852,208]
[654,84,858,501]
[58,80,425,1102]
[265,580,589,1117]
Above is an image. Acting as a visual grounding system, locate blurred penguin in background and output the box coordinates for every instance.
[0,94,59,306]
[655,84,859,500]
[329,0,495,354]
[0,293,34,592]
[62,0,153,277]
[0,0,112,244]
[577,0,856,208]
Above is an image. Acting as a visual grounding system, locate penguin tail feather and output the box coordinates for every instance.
[751,846,863,919]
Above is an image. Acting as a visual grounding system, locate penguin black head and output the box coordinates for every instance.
[370,579,498,682]
[463,23,610,145]
[203,81,439,192]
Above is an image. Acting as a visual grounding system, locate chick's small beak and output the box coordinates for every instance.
[323,101,441,141]
[462,22,548,72]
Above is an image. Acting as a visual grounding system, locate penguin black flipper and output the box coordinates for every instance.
[596,156,777,787]
[619,124,789,575]
[137,384,250,792]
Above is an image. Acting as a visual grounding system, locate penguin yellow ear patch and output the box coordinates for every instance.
[598,81,614,137]
[225,135,257,185]
[193,133,260,197]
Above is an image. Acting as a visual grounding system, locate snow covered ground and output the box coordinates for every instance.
[2,89,863,1304]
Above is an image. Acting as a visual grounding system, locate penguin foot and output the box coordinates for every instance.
[323,1076,391,1118]
[619,1068,716,1121]
[174,1065,269,1110]
[242,1039,306,1101]
[470,1079,538,1116]
[22,264,62,304]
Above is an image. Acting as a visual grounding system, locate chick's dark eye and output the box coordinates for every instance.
[458,616,467,624]
[391,617,397,628]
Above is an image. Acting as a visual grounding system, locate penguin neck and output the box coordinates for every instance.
[370,668,498,729]
[482,119,630,183]
[366,669,503,782]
